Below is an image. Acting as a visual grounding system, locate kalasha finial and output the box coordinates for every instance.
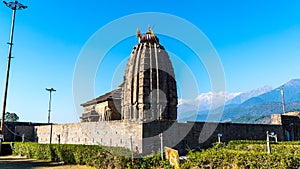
[136,27,159,44]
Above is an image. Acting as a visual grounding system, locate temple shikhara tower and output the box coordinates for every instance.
[81,27,178,122]
[122,28,177,122]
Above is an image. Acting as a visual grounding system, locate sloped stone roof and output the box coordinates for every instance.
[80,87,121,107]
[284,112,300,118]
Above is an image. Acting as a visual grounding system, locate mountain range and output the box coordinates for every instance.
[178,79,300,124]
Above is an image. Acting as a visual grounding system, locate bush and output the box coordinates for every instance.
[12,143,132,168]
[11,142,172,169]
[130,152,171,169]
[180,140,300,169]
[12,141,300,168]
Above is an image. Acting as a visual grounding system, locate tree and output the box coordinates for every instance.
[4,112,19,122]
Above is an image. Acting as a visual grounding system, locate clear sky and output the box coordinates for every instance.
[0,0,299,123]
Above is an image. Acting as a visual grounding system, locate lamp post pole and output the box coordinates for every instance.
[1,0,27,135]
[280,85,285,114]
[46,88,56,123]
[46,88,56,144]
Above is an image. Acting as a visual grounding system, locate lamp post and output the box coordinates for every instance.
[160,133,164,160]
[46,88,56,144]
[266,131,278,154]
[217,133,223,143]
[280,85,285,114]
[46,88,56,123]
[1,0,27,135]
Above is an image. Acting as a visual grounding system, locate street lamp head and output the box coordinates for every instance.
[46,88,56,92]
[3,1,27,10]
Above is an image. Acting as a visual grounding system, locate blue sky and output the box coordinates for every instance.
[0,0,299,123]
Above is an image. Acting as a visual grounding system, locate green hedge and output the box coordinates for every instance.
[12,142,131,168]
[226,140,300,154]
[12,141,300,168]
[181,141,300,169]
[12,142,171,169]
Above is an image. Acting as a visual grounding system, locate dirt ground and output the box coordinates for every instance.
[0,156,95,169]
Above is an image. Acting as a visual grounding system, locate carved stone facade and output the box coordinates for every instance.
[80,28,177,122]
[121,30,177,122]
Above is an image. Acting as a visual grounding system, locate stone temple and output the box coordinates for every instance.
[81,27,177,123]
[23,28,299,155]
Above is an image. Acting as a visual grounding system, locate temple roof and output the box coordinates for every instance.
[80,87,121,107]
[122,30,178,121]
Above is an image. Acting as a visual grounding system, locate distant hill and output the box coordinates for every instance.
[178,79,300,124]
[226,85,273,105]
[178,91,240,112]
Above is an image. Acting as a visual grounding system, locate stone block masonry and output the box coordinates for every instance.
[35,120,285,155]
[143,121,284,155]
[35,121,142,153]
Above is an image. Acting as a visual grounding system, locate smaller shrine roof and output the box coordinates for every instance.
[80,87,121,107]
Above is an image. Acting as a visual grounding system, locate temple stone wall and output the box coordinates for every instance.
[271,114,282,125]
[143,121,284,155]
[35,120,284,155]
[35,121,142,153]
[271,113,300,141]
[15,125,36,142]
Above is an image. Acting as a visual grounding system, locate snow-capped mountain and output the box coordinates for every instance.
[226,85,273,105]
[178,91,241,112]
[179,79,300,124]
[178,85,273,113]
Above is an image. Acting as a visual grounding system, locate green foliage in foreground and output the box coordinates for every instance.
[181,141,300,169]
[12,142,171,169]
[10,141,300,168]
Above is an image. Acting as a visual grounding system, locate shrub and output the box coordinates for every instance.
[180,140,300,169]
[11,142,172,169]
[12,141,300,168]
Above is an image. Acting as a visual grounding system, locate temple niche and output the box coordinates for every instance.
[80,28,178,122]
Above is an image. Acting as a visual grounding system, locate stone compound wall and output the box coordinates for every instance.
[15,125,36,141]
[271,114,282,125]
[143,121,284,155]
[35,120,284,155]
[1,122,44,142]
[272,113,300,141]
[5,125,35,142]
[35,121,142,153]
